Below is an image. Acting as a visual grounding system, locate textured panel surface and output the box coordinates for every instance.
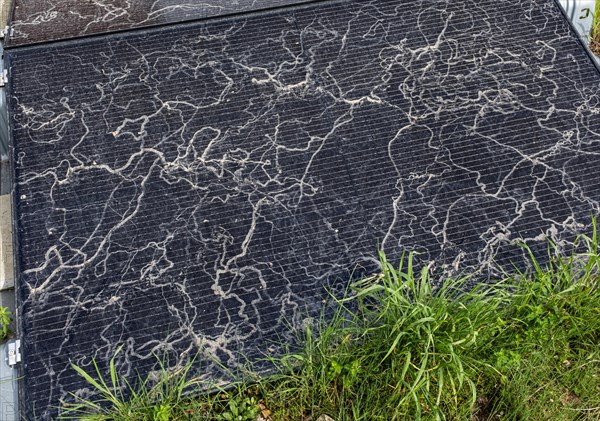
[7,0,600,418]
[6,0,315,46]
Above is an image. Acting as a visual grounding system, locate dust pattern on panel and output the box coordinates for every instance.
[6,0,600,418]
[6,0,316,46]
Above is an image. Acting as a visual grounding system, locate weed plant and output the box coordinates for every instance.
[60,347,261,421]
[264,251,504,420]
[60,346,202,420]
[62,223,600,420]
[261,226,600,420]
[0,306,11,341]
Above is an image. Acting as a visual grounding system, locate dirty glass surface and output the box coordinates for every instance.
[6,0,317,46]
[5,0,600,418]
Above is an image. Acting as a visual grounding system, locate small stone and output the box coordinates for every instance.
[317,416,335,421]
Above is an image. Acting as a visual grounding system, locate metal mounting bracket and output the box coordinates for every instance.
[7,340,21,367]
[1,340,20,421]
[0,69,7,88]
[0,26,11,40]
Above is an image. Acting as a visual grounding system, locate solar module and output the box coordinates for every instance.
[5,0,600,418]
[6,0,316,46]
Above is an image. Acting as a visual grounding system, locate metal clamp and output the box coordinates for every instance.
[0,26,11,40]
[7,340,21,367]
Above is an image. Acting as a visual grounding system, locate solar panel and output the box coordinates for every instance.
[6,0,317,46]
[5,0,600,418]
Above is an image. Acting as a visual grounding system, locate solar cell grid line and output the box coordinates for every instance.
[5,0,600,418]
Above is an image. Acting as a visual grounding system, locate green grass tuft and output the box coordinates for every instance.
[263,251,505,420]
